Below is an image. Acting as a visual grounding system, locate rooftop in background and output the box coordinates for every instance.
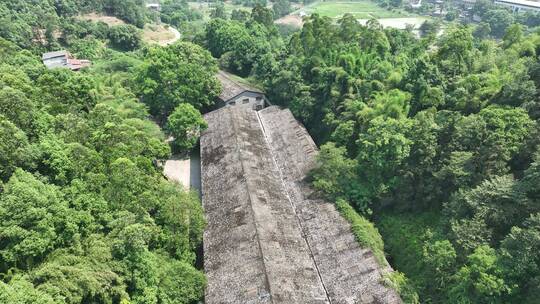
[146,3,161,10]
[216,70,264,102]
[494,0,540,10]
[42,50,69,60]
[42,50,91,71]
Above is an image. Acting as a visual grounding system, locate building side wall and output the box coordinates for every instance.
[225,91,266,110]
[494,0,540,11]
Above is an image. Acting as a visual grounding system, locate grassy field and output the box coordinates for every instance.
[142,24,178,46]
[301,0,416,19]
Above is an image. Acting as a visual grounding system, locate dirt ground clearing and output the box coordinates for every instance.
[275,15,304,27]
[142,24,180,46]
[77,13,125,26]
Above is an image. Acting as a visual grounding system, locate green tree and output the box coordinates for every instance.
[483,9,514,38]
[156,258,206,304]
[107,0,147,28]
[476,106,534,178]
[0,275,55,304]
[166,103,207,151]
[0,169,77,269]
[502,24,523,49]
[397,110,440,208]
[445,175,526,252]
[0,115,32,180]
[474,22,491,39]
[389,0,403,7]
[110,221,160,301]
[273,0,292,18]
[310,143,367,210]
[231,9,250,22]
[499,214,540,303]
[205,18,274,76]
[419,20,440,37]
[36,70,97,114]
[30,239,128,303]
[108,24,142,51]
[106,157,146,211]
[356,116,413,201]
[423,240,457,292]
[251,4,274,27]
[210,2,226,19]
[155,183,205,261]
[437,26,474,75]
[449,245,509,303]
[0,86,35,131]
[136,42,221,118]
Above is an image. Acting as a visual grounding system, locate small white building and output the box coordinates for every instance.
[216,71,268,111]
[410,0,422,9]
[42,50,91,71]
[494,0,540,12]
[146,3,161,11]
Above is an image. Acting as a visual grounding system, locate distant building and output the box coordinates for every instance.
[410,0,422,9]
[458,0,476,10]
[146,3,161,11]
[494,0,540,12]
[216,70,268,110]
[42,51,91,71]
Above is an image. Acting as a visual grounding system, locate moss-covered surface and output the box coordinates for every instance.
[335,199,387,266]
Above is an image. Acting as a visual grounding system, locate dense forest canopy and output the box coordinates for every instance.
[0,41,209,303]
[0,0,221,303]
[1,0,540,303]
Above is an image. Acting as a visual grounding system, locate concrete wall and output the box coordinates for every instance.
[43,56,67,68]
[225,91,266,110]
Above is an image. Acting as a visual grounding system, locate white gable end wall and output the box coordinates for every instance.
[225,91,266,110]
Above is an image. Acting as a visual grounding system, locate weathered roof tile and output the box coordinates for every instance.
[201,106,402,303]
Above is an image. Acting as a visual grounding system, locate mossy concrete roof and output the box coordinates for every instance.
[200,106,401,303]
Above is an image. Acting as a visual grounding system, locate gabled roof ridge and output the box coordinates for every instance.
[217,70,264,102]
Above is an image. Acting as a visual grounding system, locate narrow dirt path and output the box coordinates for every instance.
[160,26,181,46]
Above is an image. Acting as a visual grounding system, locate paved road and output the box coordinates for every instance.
[163,157,191,189]
[162,150,201,193]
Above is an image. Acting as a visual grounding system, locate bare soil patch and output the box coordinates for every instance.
[274,14,304,27]
[77,13,125,26]
[142,24,180,46]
